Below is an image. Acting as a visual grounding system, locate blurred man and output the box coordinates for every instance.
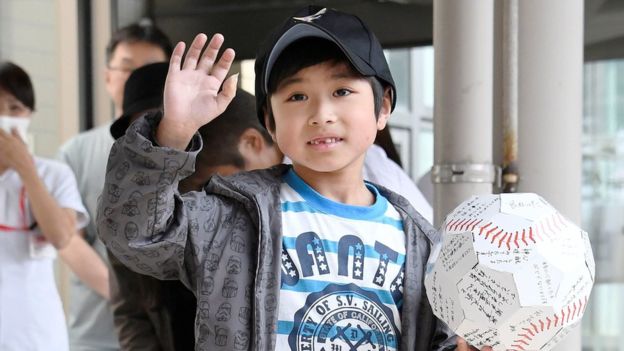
[57,21,172,351]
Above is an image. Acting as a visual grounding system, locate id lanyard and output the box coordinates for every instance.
[0,186,37,232]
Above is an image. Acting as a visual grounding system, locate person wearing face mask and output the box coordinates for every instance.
[0,61,89,350]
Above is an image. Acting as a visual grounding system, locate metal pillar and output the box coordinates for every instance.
[516,0,584,349]
[495,0,520,194]
[432,0,495,226]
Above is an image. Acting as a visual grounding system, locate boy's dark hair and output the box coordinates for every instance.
[198,89,273,168]
[265,38,385,131]
[0,61,35,111]
[105,20,173,64]
[254,6,396,129]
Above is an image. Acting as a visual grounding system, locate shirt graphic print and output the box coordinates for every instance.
[277,169,406,351]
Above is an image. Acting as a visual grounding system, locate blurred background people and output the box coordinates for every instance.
[107,62,196,351]
[57,22,172,351]
[0,61,88,350]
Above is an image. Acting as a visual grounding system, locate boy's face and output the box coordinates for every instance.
[105,41,168,115]
[267,61,390,178]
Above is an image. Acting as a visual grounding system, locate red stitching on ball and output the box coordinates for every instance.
[546,317,552,330]
[566,306,572,323]
[470,218,483,230]
[491,229,503,243]
[498,232,509,248]
[485,226,500,240]
[479,222,492,235]
[445,219,454,231]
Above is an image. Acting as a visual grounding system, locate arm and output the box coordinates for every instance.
[97,33,237,288]
[0,129,75,249]
[58,230,110,300]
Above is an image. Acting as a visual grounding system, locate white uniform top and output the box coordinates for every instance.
[0,157,88,351]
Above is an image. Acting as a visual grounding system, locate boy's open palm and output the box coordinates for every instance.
[158,33,238,150]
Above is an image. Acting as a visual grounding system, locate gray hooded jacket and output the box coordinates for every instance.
[97,115,456,350]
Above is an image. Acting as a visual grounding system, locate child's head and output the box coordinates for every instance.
[254,6,396,131]
[264,38,388,131]
[110,62,169,139]
[0,61,35,117]
[179,89,282,192]
[253,6,396,175]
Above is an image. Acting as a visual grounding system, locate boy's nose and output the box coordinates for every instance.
[308,100,336,126]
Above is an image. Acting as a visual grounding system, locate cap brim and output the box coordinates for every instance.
[111,96,163,139]
[263,23,374,93]
[110,115,131,140]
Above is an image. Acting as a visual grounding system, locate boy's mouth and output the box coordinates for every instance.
[308,137,344,145]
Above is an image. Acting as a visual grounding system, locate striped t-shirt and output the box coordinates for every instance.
[276,169,406,351]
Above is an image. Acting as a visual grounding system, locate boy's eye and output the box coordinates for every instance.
[287,94,307,102]
[334,89,352,97]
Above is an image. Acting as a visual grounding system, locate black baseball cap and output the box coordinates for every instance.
[254,6,397,128]
[110,62,168,140]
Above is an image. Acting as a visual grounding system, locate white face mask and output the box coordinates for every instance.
[0,115,30,142]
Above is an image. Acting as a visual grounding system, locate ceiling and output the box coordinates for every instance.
[145,0,624,61]
[151,0,433,60]
[585,0,624,60]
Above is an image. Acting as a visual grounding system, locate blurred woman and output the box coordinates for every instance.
[0,61,88,350]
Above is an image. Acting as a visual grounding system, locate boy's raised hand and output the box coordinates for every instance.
[157,33,238,150]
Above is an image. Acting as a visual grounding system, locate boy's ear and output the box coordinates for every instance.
[376,87,392,130]
[263,107,277,142]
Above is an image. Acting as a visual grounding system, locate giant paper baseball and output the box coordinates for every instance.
[424,193,594,351]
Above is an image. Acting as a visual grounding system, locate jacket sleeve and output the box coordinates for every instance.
[425,226,457,351]
[109,252,167,351]
[430,319,457,350]
[96,113,226,292]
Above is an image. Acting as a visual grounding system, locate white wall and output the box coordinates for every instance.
[0,0,80,156]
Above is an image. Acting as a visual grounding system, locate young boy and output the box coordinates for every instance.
[98,6,469,351]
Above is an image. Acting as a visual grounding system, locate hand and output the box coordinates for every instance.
[0,128,33,175]
[158,33,238,150]
[456,337,493,351]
